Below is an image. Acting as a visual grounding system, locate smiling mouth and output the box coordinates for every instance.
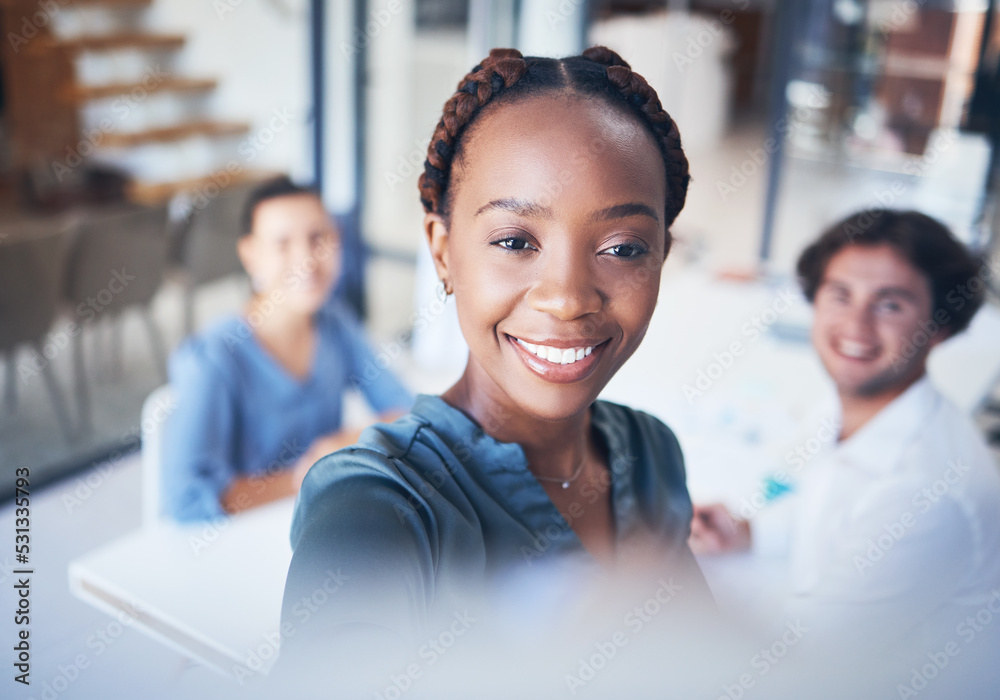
[506,334,609,384]
[834,338,879,361]
[513,338,595,365]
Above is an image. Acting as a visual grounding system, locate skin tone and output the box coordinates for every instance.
[689,243,946,553]
[222,193,403,514]
[424,94,668,561]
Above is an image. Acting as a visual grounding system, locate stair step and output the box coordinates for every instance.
[65,0,154,6]
[67,78,217,102]
[102,121,250,148]
[127,169,280,205]
[40,32,185,53]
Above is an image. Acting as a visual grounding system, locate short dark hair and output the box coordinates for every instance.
[796,209,986,336]
[240,176,320,236]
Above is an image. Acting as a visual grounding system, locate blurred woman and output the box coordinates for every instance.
[163,177,412,522]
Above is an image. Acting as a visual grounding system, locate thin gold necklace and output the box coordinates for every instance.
[534,458,587,489]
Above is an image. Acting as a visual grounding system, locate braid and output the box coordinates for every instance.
[418,48,529,216]
[580,45,630,68]
[419,46,690,233]
[582,46,690,230]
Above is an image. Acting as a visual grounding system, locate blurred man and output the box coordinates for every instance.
[690,210,1000,691]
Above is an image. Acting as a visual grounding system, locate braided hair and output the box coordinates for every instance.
[418,46,690,249]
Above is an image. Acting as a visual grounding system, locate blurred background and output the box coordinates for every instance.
[0,0,1000,496]
[2,0,1000,696]
[2,0,999,493]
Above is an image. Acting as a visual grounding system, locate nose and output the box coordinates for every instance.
[840,300,877,338]
[526,246,603,321]
[289,239,320,274]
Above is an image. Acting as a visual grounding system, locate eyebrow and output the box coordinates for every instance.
[875,287,919,301]
[587,202,659,224]
[822,280,920,301]
[473,198,659,223]
[474,198,552,219]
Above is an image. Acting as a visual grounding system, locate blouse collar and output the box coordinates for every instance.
[409,394,643,554]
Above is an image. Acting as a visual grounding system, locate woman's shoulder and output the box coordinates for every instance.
[592,400,683,453]
[592,400,692,536]
[168,315,250,382]
[592,399,687,486]
[292,395,485,515]
[290,410,437,540]
[302,409,436,488]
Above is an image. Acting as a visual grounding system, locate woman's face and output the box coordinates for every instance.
[239,194,341,316]
[425,94,669,421]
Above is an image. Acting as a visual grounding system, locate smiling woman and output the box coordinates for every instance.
[162,177,412,522]
[279,47,710,672]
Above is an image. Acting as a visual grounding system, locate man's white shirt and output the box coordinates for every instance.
[753,375,1000,661]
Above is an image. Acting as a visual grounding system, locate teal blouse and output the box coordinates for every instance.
[280,394,701,646]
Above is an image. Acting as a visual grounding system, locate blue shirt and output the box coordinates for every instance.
[281,394,704,646]
[163,302,413,522]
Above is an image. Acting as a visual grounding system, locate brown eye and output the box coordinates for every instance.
[602,243,647,259]
[494,237,535,252]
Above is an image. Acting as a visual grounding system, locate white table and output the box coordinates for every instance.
[68,498,294,678]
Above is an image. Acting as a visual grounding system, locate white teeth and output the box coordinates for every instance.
[838,340,875,359]
[514,338,596,365]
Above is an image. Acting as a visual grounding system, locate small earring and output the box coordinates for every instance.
[438,279,453,297]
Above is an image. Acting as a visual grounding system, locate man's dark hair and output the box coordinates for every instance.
[240,176,320,236]
[796,209,986,336]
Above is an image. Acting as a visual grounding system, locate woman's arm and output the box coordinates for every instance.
[221,409,408,515]
[218,467,303,514]
[166,336,320,520]
[259,410,411,505]
[162,342,239,522]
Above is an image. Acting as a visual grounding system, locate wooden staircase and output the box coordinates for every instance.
[0,0,267,205]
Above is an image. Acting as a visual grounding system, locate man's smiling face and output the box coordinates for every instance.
[811,243,941,398]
